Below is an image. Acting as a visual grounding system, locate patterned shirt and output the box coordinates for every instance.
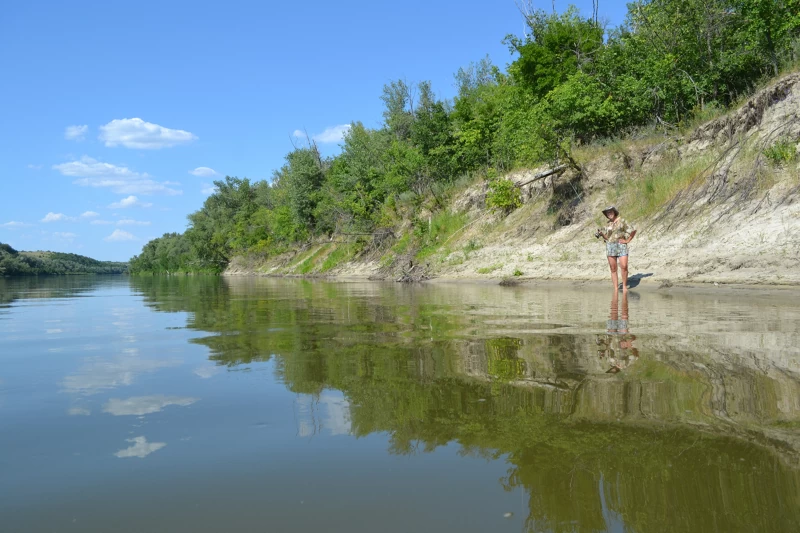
[602,217,636,243]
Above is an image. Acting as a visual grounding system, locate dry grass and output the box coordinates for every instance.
[605,153,713,222]
[476,263,502,274]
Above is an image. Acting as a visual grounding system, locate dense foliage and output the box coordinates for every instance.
[0,242,128,276]
[130,0,800,273]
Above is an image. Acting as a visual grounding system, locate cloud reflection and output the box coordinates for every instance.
[62,355,181,395]
[114,436,166,458]
[103,395,198,416]
[321,391,352,436]
[296,391,352,437]
[193,366,223,379]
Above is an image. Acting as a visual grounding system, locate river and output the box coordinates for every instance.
[1,276,799,532]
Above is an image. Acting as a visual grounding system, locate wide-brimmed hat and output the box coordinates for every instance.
[602,205,619,216]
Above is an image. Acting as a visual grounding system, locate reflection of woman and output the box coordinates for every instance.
[597,291,639,373]
[595,206,637,291]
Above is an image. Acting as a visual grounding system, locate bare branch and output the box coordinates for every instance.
[515,165,569,188]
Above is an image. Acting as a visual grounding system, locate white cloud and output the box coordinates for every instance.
[55,156,138,179]
[99,118,197,149]
[117,219,151,226]
[104,229,137,242]
[115,436,166,459]
[293,125,351,143]
[189,167,219,177]
[53,156,181,196]
[200,183,217,196]
[27,164,42,170]
[1,221,32,228]
[313,124,351,144]
[65,124,88,141]
[80,211,99,218]
[41,212,76,223]
[68,407,91,416]
[103,395,198,416]
[91,219,114,225]
[108,195,152,209]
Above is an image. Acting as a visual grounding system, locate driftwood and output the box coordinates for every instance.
[515,165,568,188]
[334,230,395,237]
[395,262,431,283]
[325,229,395,251]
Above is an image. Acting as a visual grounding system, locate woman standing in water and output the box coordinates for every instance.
[595,206,637,291]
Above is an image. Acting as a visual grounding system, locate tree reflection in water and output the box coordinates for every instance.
[129,276,800,533]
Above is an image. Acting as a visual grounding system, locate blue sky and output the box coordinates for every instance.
[0,1,627,261]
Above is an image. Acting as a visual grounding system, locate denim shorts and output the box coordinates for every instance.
[606,319,629,332]
[606,242,628,257]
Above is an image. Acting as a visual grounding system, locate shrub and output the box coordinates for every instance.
[486,178,522,214]
[763,138,797,165]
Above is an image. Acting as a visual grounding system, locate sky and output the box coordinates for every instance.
[0,1,628,261]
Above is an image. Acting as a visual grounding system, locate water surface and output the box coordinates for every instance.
[1,276,799,532]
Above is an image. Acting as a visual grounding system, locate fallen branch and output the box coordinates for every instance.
[334,231,395,237]
[515,165,568,188]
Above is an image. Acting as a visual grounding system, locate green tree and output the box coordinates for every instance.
[380,79,415,141]
[507,7,604,99]
[282,146,327,235]
[411,81,456,183]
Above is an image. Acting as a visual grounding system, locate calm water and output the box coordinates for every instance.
[1,276,799,533]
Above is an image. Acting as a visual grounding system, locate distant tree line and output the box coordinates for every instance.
[0,242,128,276]
[129,0,800,274]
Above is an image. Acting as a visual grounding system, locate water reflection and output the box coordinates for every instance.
[114,436,166,458]
[2,276,799,532]
[193,365,223,379]
[596,290,639,373]
[126,276,800,532]
[102,395,198,416]
[295,391,352,437]
[0,275,115,307]
[61,353,182,395]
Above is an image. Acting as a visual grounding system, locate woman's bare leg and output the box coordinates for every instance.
[609,289,619,330]
[607,256,618,290]
[619,255,629,291]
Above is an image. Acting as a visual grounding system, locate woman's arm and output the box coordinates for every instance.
[621,230,637,244]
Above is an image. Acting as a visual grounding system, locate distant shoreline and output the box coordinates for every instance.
[0,243,128,277]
